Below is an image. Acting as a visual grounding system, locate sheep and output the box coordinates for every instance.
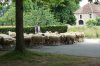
[67,32,78,43]
[54,31,59,34]
[60,33,76,44]
[69,33,76,44]
[0,34,15,49]
[81,32,85,41]
[59,33,66,44]
[0,37,4,49]
[43,32,61,46]
[75,32,85,42]
[31,34,45,47]
[24,33,32,47]
[35,32,45,36]
[45,35,60,46]
[78,32,85,42]
[8,31,16,38]
[45,31,52,33]
[3,38,15,49]
[5,31,85,48]
[31,32,85,46]
[28,33,35,37]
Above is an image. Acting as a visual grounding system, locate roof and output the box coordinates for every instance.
[0,0,5,3]
[74,3,100,17]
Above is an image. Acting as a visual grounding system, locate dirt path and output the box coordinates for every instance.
[30,39,100,57]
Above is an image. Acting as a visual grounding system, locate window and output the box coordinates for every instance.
[89,14,92,18]
[80,15,82,19]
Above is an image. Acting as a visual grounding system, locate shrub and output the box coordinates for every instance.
[86,19,97,27]
[68,26,100,38]
[41,25,68,33]
[0,25,68,34]
[0,27,15,34]
[96,18,100,26]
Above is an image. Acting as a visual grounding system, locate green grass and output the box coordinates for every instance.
[0,50,46,60]
[0,50,100,66]
[68,26,100,38]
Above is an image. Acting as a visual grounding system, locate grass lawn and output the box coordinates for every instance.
[68,26,100,38]
[0,51,100,66]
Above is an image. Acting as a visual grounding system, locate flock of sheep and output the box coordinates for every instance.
[0,31,85,49]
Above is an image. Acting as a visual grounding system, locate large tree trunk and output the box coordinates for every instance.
[15,0,25,52]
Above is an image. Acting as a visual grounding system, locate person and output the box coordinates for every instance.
[35,23,41,33]
[38,25,40,32]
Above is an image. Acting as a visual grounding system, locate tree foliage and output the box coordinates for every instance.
[86,19,97,27]
[50,0,79,25]
[0,0,80,26]
[23,0,61,26]
[96,18,100,26]
[86,18,100,26]
[24,8,61,26]
[0,3,15,26]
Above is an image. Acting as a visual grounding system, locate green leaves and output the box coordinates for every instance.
[0,3,15,26]
[50,0,79,25]
[96,18,100,26]
[0,0,81,26]
[0,25,68,33]
[86,18,100,27]
[24,7,60,26]
[86,19,97,27]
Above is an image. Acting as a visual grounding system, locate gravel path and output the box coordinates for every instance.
[29,39,100,57]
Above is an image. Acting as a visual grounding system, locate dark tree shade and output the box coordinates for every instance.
[15,0,25,52]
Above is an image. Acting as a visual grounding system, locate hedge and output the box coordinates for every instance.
[41,25,68,33]
[0,27,15,34]
[0,25,68,34]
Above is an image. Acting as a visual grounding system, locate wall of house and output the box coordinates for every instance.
[74,13,96,26]
[0,0,5,3]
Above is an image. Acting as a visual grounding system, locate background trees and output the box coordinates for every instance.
[51,0,79,25]
[0,0,81,52]
[86,18,100,26]
[23,0,60,26]
[0,0,81,26]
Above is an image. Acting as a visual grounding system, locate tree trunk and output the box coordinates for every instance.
[15,0,25,52]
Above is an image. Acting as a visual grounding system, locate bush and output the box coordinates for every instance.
[96,18,100,26]
[86,18,100,26]
[68,26,100,38]
[86,19,97,27]
[41,25,68,33]
[0,27,15,34]
[0,25,68,34]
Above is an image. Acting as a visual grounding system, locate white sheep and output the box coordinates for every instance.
[31,34,45,46]
[8,31,16,38]
[0,34,15,49]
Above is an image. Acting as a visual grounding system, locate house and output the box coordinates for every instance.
[74,3,100,26]
[0,0,5,3]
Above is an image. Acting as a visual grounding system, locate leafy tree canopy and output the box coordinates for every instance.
[0,0,81,26]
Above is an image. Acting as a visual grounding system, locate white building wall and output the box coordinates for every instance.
[75,13,96,26]
[0,0,5,3]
